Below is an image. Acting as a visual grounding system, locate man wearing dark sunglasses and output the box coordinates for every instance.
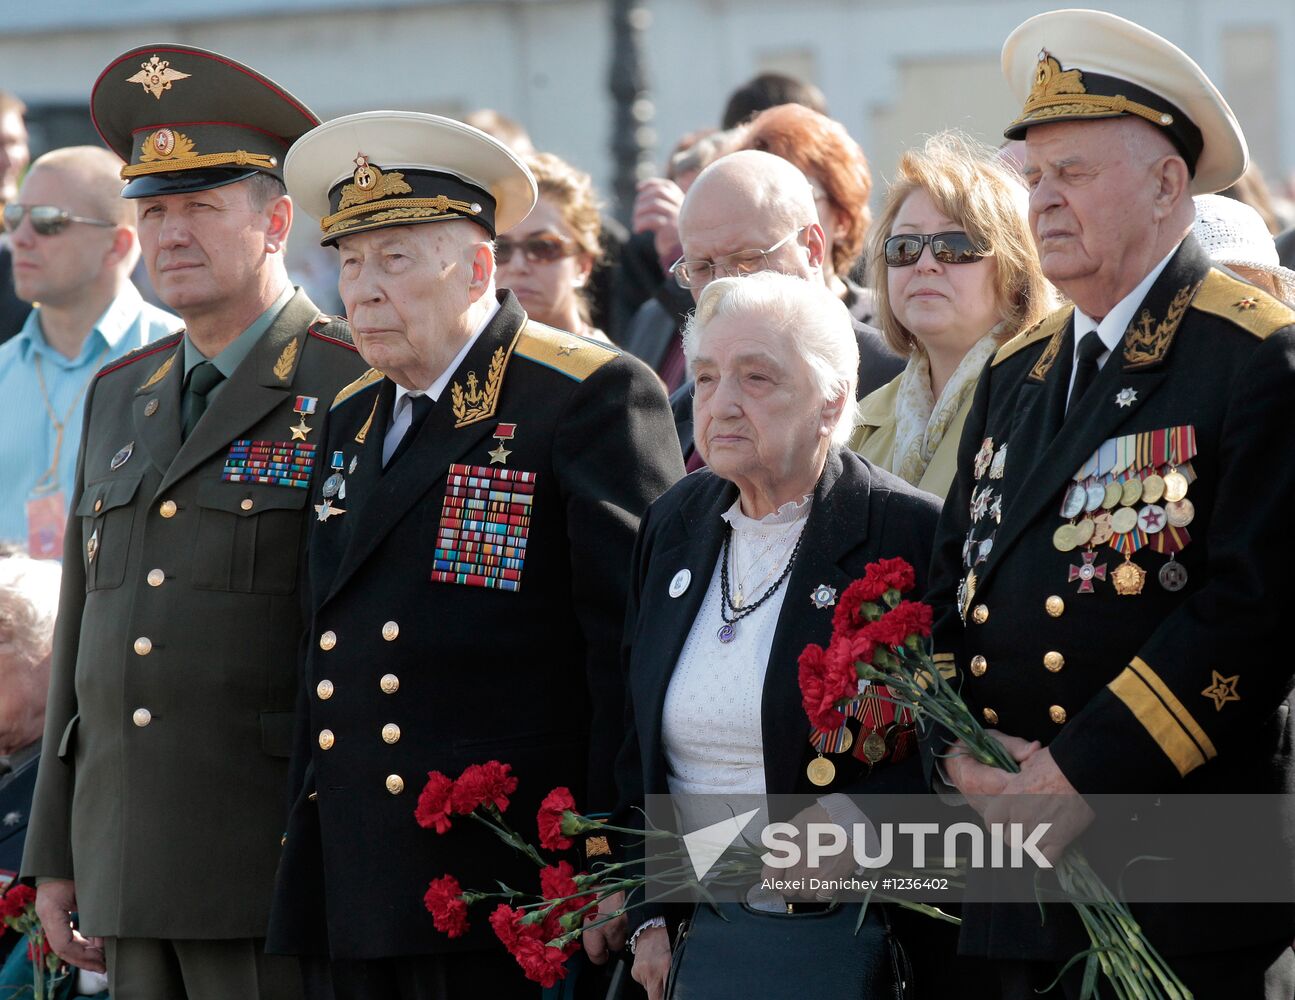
[666,150,902,469]
[927,10,1295,998]
[0,145,179,556]
[22,45,367,1000]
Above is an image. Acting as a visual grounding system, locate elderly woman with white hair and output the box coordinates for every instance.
[604,272,947,998]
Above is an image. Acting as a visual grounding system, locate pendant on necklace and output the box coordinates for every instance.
[717,623,736,643]
[733,587,744,608]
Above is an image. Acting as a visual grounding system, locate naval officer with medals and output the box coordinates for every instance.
[928,10,1295,995]
[266,112,684,998]
[21,44,367,999]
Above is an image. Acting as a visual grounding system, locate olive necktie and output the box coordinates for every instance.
[181,361,225,440]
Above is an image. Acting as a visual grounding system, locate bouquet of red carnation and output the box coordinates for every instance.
[799,557,1189,1000]
[0,883,67,1000]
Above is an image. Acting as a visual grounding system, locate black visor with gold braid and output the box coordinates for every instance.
[1005,52,1203,173]
[319,156,498,246]
[91,44,319,198]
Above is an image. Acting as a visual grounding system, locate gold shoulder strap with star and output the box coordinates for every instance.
[992,305,1072,370]
[514,322,619,382]
[1191,267,1295,339]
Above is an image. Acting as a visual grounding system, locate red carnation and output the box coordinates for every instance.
[511,934,574,988]
[832,577,882,633]
[871,557,916,594]
[424,875,470,939]
[0,885,35,921]
[451,760,519,815]
[414,771,455,834]
[26,935,50,964]
[540,861,594,920]
[489,903,524,949]
[865,600,934,648]
[537,787,578,851]
[799,641,857,732]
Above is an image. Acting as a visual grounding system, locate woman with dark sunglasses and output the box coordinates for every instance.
[849,132,1054,498]
[494,152,612,343]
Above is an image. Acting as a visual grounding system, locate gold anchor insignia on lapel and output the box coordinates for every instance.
[1123,282,1199,369]
[138,352,176,392]
[273,339,299,382]
[451,346,508,429]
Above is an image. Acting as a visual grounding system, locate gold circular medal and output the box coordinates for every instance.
[862,730,887,764]
[1120,478,1144,507]
[1090,511,1114,545]
[1110,507,1138,534]
[807,756,836,786]
[1166,498,1195,527]
[1071,518,1095,547]
[1163,471,1189,503]
[1111,559,1147,596]
[1141,474,1166,504]
[1101,481,1123,509]
[1052,523,1078,552]
[839,728,854,753]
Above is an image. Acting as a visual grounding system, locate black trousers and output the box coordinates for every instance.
[300,952,538,1000]
[997,938,1295,999]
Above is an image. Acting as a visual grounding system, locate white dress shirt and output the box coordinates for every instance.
[1067,244,1180,404]
[381,299,501,465]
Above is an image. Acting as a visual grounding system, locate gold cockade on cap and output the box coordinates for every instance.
[338,154,413,210]
[1014,50,1175,130]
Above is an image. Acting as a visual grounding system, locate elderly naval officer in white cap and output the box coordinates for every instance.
[927,9,1295,998]
[264,112,682,999]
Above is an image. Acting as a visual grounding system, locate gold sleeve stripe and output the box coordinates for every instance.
[1109,657,1216,777]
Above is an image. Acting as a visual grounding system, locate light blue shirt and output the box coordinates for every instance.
[0,284,180,548]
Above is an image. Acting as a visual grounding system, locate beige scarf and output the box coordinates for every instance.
[889,329,1002,486]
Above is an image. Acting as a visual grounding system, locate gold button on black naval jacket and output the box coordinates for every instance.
[1044,651,1065,673]
[972,604,989,624]
[1050,705,1067,725]
[318,729,335,750]
[319,630,337,651]
[381,723,401,744]
[386,774,405,795]
[970,654,988,677]
[1045,595,1065,618]
[380,674,399,694]
[317,679,334,700]
[382,621,399,641]
[982,707,999,726]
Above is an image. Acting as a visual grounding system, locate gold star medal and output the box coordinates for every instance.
[488,422,517,465]
[290,395,318,441]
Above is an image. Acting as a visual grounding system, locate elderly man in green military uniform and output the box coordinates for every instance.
[266,112,683,999]
[21,44,367,1000]
[927,10,1295,997]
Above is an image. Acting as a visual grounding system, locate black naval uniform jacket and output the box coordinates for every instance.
[926,237,1295,960]
[22,290,366,939]
[268,291,684,960]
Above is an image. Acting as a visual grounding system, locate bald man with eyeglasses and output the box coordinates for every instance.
[0,145,179,553]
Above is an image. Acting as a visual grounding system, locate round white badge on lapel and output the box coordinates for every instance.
[669,569,691,598]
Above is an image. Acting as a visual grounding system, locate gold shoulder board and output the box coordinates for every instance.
[514,322,619,383]
[1191,267,1295,340]
[331,368,384,409]
[992,305,1072,367]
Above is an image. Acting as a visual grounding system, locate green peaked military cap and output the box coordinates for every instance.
[91,43,320,199]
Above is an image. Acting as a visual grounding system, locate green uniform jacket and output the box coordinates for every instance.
[22,290,368,940]
[848,373,974,500]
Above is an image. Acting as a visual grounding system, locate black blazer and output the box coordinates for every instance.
[617,448,941,810]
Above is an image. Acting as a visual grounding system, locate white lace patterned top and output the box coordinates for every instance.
[661,494,812,798]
